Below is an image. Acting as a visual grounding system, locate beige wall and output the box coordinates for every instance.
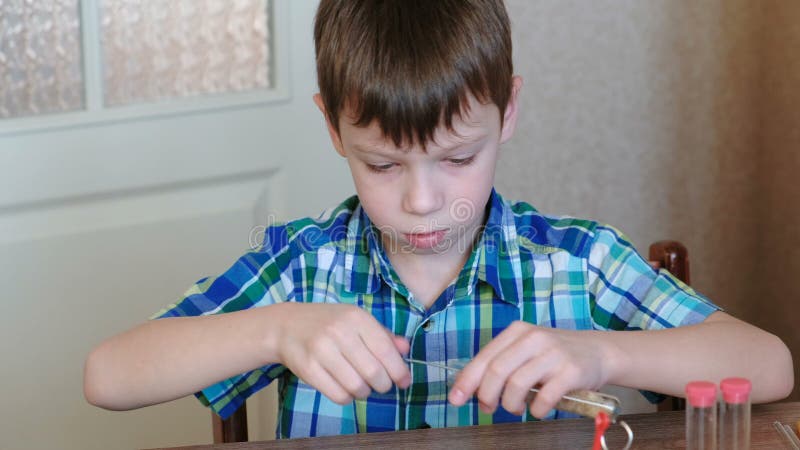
[758,0,800,400]
[500,0,798,400]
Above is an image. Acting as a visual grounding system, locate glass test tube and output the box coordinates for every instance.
[686,380,718,450]
[719,377,751,450]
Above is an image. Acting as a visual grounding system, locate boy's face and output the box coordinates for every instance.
[315,77,522,258]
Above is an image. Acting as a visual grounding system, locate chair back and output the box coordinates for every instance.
[648,240,690,412]
[212,402,247,443]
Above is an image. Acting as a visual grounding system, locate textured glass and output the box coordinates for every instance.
[0,0,84,119]
[100,0,270,107]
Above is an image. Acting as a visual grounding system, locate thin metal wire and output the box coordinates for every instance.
[404,358,623,421]
[787,424,800,448]
[406,358,636,449]
[775,421,800,449]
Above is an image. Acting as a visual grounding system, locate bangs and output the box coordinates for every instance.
[344,55,490,150]
[315,0,512,149]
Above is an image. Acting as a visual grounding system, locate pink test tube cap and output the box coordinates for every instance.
[720,377,752,404]
[685,381,717,408]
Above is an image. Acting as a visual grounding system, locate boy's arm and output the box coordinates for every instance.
[448,311,793,418]
[450,225,793,418]
[84,302,411,411]
[600,310,793,400]
[84,303,286,411]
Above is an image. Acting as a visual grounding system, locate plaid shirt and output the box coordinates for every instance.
[153,189,718,438]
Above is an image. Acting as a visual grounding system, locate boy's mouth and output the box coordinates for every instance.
[403,230,448,249]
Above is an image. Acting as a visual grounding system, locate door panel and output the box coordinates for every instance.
[0,1,352,448]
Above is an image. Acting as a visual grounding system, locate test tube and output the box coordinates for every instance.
[719,377,751,450]
[686,380,718,450]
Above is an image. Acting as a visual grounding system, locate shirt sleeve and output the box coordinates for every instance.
[586,226,721,404]
[150,225,296,419]
[586,225,720,331]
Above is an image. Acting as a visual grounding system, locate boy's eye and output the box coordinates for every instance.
[366,162,396,172]
[447,155,476,166]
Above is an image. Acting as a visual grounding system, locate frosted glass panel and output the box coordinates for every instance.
[0,0,84,119]
[100,0,271,107]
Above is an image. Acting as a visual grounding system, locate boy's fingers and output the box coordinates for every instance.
[528,380,567,418]
[390,334,410,355]
[341,336,394,394]
[449,324,529,406]
[303,360,355,405]
[475,335,542,412]
[318,346,373,399]
[500,357,552,415]
[362,330,411,390]
[389,335,412,388]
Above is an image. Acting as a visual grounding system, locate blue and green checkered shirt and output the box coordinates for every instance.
[153,189,718,438]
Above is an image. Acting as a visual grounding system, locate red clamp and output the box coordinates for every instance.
[592,411,611,450]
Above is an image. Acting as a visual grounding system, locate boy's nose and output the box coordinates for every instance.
[402,169,444,217]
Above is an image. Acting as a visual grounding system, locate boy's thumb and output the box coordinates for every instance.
[391,335,410,355]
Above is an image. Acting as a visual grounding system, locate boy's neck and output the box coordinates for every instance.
[383,216,485,310]
[387,249,469,310]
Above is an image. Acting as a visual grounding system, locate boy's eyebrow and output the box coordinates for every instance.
[351,133,487,155]
[447,132,488,148]
[350,143,388,154]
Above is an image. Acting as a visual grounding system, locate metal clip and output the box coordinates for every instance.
[404,358,634,449]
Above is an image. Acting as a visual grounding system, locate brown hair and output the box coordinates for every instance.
[314,0,513,149]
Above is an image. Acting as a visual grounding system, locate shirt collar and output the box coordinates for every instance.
[466,189,524,305]
[343,203,381,294]
[343,189,524,306]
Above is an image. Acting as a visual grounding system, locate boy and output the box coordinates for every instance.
[84,0,793,438]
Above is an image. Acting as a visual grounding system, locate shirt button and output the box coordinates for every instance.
[421,319,434,331]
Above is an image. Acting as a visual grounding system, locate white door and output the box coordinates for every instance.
[0,1,351,449]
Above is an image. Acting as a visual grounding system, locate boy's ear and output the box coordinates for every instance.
[313,93,346,157]
[499,76,524,145]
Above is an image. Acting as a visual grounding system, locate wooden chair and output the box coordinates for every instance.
[648,240,690,412]
[210,239,692,442]
[212,403,248,443]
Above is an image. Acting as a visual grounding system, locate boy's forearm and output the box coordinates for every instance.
[84,302,289,411]
[600,312,794,403]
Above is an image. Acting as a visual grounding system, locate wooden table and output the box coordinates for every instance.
[149,402,800,450]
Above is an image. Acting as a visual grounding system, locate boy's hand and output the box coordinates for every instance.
[275,303,411,404]
[447,321,615,418]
